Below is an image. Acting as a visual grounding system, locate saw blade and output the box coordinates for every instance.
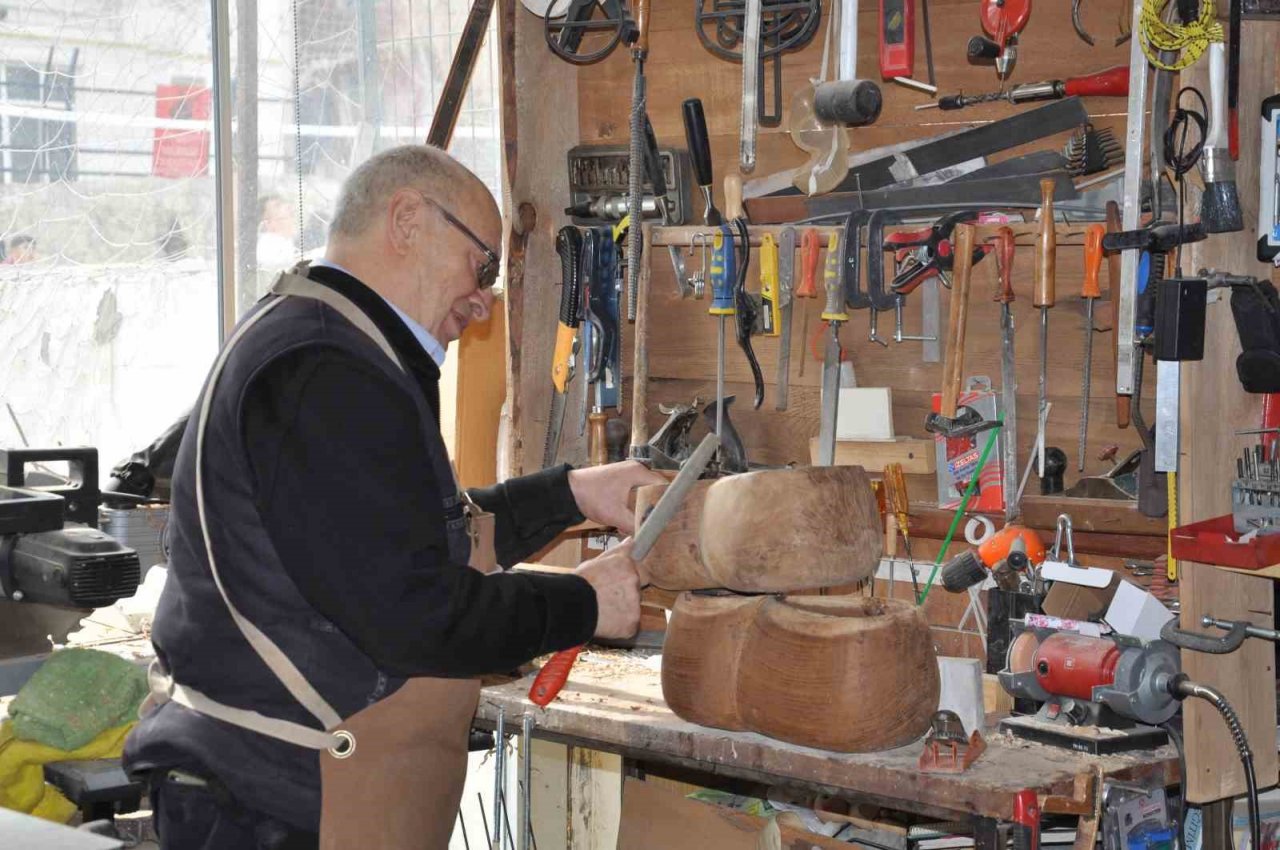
[543,390,570,469]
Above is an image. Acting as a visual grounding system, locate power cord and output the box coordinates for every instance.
[1164,86,1207,274]
[1170,676,1261,850]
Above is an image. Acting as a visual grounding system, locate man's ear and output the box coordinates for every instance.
[386,189,423,257]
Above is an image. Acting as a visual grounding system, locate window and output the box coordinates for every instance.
[0,0,499,469]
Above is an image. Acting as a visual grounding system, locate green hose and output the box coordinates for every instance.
[916,423,1003,605]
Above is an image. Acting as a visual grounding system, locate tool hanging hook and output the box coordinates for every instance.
[1072,0,1096,45]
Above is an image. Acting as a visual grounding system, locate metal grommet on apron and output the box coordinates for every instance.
[328,730,356,759]
[146,264,497,849]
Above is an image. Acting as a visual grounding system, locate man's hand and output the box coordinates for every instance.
[575,539,646,640]
[568,460,666,534]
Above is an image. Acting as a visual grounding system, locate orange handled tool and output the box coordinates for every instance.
[1078,224,1105,471]
[1105,201,1129,429]
[796,229,821,298]
[528,432,721,707]
[1033,178,1056,476]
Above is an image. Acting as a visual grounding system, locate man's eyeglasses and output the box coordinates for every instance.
[418,193,501,289]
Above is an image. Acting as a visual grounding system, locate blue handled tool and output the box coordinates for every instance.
[709,224,736,453]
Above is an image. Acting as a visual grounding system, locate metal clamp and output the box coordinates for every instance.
[1051,513,1076,564]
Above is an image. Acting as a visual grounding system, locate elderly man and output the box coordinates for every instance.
[124,145,660,849]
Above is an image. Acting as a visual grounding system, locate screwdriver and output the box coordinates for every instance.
[1079,224,1104,472]
[709,223,737,454]
[796,229,821,299]
[759,233,781,336]
[795,229,821,378]
[883,462,920,600]
[817,230,848,466]
[917,64,1129,110]
[1033,178,1057,478]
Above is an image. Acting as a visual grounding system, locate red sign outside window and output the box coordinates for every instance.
[152,82,210,178]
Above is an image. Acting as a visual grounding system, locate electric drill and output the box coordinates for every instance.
[940,524,1046,592]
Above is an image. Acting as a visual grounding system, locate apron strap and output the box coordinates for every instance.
[182,289,353,755]
[160,262,447,757]
[270,265,405,374]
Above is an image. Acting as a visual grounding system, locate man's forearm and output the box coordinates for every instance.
[468,464,585,566]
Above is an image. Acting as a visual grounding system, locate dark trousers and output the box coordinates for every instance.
[150,771,318,850]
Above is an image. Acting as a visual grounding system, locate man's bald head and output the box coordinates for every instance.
[329,144,495,240]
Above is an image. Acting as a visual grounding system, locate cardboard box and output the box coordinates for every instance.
[1040,561,1120,621]
[617,778,852,850]
[931,385,1005,512]
[1104,579,1174,641]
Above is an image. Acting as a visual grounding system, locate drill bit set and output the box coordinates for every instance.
[1233,443,1280,535]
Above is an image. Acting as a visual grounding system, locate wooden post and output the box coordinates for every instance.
[500,0,580,476]
[1179,20,1280,804]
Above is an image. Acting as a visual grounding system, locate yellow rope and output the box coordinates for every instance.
[1139,0,1223,70]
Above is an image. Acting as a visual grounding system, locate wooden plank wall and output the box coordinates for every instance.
[1178,22,1280,804]
[574,0,1143,505]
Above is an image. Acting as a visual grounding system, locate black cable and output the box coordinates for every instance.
[1172,677,1261,850]
[1164,86,1207,275]
[731,217,764,409]
[1161,720,1188,845]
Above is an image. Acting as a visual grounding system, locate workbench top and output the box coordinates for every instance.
[476,651,1179,823]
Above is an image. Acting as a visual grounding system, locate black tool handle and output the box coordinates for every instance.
[555,227,584,328]
[967,35,1000,61]
[641,114,667,198]
[682,98,714,189]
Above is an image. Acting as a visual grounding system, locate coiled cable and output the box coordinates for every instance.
[1139,0,1223,70]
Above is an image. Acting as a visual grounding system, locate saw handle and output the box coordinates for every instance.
[992,226,1015,303]
[797,229,820,297]
[1083,224,1104,300]
[941,223,977,418]
[1033,178,1056,308]
[529,645,582,707]
[1062,65,1130,98]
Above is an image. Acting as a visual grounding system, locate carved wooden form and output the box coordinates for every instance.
[663,594,939,753]
[659,592,764,730]
[635,466,882,592]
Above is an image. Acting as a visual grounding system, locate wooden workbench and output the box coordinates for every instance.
[476,651,1179,827]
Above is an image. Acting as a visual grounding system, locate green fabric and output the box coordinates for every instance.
[8,649,147,751]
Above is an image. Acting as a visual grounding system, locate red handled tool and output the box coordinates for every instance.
[879,0,915,79]
[528,432,721,707]
[920,64,1128,111]
[796,229,821,299]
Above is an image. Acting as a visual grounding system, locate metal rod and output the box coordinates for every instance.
[209,0,235,342]
[491,708,505,850]
[1116,0,1150,396]
[518,715,533,850]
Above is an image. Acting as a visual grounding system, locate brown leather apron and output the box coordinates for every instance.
[320,487,496,850]
[146,265,498,850]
